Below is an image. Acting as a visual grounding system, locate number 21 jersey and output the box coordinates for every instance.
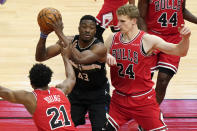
[32,87,77,131]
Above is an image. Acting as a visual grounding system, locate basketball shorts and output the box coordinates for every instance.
[107,89,167,130]
[96,3,126,31]
[68,82,109,130]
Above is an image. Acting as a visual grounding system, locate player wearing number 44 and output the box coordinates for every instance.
[138,0,197,106]
[0,46,77,130]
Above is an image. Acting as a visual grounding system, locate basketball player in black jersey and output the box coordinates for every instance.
[35,15,109,131]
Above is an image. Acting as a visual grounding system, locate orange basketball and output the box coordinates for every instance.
[37,7,62,33]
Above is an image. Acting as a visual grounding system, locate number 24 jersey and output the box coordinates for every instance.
[110,31,154,95]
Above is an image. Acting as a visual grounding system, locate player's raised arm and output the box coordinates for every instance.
[56,45,76,95]
[36,8,63,62]
[35,39,62,61]
[143,26,191,56]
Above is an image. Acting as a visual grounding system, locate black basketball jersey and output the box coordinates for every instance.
[69,35,108,93]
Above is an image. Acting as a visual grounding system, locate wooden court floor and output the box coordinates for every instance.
[0,0,197,99]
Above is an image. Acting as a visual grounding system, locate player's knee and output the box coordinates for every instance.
[157,68,174,87]
[158,68,174,78]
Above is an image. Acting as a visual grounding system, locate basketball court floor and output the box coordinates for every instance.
[0,0,197,130]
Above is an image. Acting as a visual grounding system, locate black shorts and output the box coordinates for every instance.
[68,82,109,130]
[70,102,106,130]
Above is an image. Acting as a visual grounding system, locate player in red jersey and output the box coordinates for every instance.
[102,4,190,130]
[95,0,135,42]
[94,0,135,114]
[0,46,77,131]
[138,0,197,105]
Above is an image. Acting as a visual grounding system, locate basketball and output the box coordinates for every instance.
[37,7,62,33]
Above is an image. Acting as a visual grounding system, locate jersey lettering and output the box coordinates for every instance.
[157,12,177,27]
[154,0,181,11]
[78,72,89,81]
[112,49,138,64]
[46,105,71,130]
[117,63,135,79]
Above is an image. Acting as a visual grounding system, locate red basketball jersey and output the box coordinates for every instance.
[32,87,77,131]
[110,31,154,95]
[146,0,184,35]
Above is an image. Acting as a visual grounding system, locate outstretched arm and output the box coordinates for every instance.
[143,26,191,56]
[0,86,36,115]
[56,46,76,95]
[0,86,35,104]
[138,0,148,31]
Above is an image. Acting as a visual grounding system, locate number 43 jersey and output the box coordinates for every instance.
[146,0,184,35]
[110,31,154,95]
[32,87,77,131]
[70,35,108,91]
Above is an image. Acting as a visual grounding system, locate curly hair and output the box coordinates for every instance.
[29,63,53,88]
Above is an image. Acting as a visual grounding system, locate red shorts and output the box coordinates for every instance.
[149,31,182,74]
[96,1,128,31]
[107,89,167,130]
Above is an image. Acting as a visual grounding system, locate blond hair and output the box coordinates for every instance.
[117,4,139,20]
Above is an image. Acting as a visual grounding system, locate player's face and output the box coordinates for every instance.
[78,20,96,42]
[117,15,135,34]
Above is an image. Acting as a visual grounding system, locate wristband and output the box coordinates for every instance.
[40,32,48,39]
